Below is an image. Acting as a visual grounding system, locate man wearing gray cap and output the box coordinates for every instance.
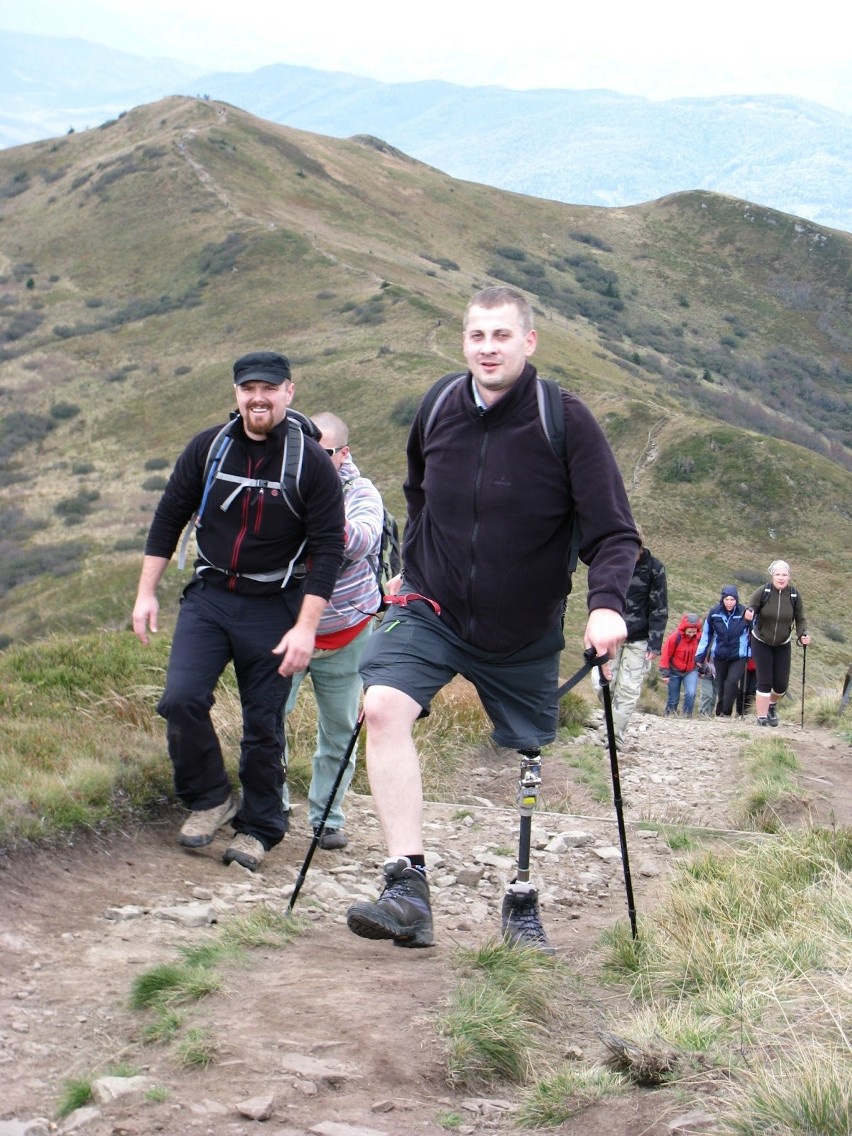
[133,352,344,871]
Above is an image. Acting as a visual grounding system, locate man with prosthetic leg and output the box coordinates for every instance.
[345,287,638,951]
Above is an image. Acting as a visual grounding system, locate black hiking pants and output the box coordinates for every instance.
[714,657,747,717]
[157,578,299,849]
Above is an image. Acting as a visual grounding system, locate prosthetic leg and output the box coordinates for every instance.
[501,748,554,954]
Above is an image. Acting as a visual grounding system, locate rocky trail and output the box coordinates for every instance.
[1,709,849,1136]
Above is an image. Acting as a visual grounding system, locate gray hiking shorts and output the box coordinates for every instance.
[358,600,564,750]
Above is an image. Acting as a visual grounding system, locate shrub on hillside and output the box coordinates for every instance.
[0,412,55,460]
[0,539,86,595]
[390,394,421,428]
[54,490,99,525]
[50,402,81,421]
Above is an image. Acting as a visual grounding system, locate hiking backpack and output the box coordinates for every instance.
[341,480,402,613]
[177,409,321,585]
[375,505,402,602]
[419,371,581,581]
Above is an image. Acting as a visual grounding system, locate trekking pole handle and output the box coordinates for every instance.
[583,646,610,673]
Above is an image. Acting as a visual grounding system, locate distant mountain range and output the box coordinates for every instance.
[2,31,851,233]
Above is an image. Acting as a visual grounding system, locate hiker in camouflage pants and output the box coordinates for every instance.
[592,530,668,747]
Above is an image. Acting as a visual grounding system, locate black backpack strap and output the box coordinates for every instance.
[538,378,580,574]
[420,371,467,442]
[281,415,308,512]
[177,416,239,570]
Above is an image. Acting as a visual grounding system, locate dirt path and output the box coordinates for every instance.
[1,711,848,1136]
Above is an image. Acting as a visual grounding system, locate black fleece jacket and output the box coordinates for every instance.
[402,365,639,652]
[145,414,344,598]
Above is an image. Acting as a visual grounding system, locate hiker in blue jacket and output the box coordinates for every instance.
[696,585,750,718]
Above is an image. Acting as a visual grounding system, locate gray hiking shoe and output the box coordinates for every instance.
[501,883,555,955]
[179,795,237,848]
[315,826,348,850]
[347,857,434,948]
[222,833,265,871]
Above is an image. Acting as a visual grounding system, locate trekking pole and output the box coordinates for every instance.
[800,643,807,730]
[288,709,364,913]
[585,647,638,940]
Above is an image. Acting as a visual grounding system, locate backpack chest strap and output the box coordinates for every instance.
[214,471,286,511]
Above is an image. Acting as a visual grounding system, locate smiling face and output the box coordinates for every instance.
[234,379,294,440]
[462,301,537,405]
[771,567,791,589]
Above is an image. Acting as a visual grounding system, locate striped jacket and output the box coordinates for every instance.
[316,457,383,633]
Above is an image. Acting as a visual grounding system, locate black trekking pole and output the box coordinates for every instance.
[585,647,638,940]
[288,709,364,913]
[800,643,807,730]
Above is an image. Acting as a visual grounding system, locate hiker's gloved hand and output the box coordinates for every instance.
[659,669,670,682]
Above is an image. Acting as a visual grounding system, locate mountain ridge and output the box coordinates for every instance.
[1,32,851,232]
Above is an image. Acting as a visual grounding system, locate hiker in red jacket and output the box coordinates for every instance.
[659,612,702,716]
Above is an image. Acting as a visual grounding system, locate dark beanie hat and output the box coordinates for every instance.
[720,585,739,601]
[233,351,291,386]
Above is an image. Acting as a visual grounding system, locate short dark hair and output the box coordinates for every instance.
[464,286,533,335]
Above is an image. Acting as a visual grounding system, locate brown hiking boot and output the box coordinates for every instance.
[223,833,265,871]
[178,795,237,848]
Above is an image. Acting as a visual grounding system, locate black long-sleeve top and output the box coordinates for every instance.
[145,414,344,598]
[403,364,639,652]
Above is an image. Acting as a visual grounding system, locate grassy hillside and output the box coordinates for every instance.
[0,95,850,689]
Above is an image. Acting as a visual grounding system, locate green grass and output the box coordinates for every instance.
[734,738,806,832]
[56,1078,94,1118]
[219,905,302,950]
[722,1043,851,1135]
[129,960,222,1011]
[433,831,852,1131]
[0,631,231,850]
[593,827,851,1132]
[175,1027,218,1068]
[516,1065,629,1127]
[556,744,612,806]
[436,940,566,1089]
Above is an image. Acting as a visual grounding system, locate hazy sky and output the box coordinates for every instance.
[3,0,851,111]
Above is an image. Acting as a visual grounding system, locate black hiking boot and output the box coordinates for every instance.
[346,857,434,948]
[501,882,555,955]
[767,703,779,725]
[314,826,348,850]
